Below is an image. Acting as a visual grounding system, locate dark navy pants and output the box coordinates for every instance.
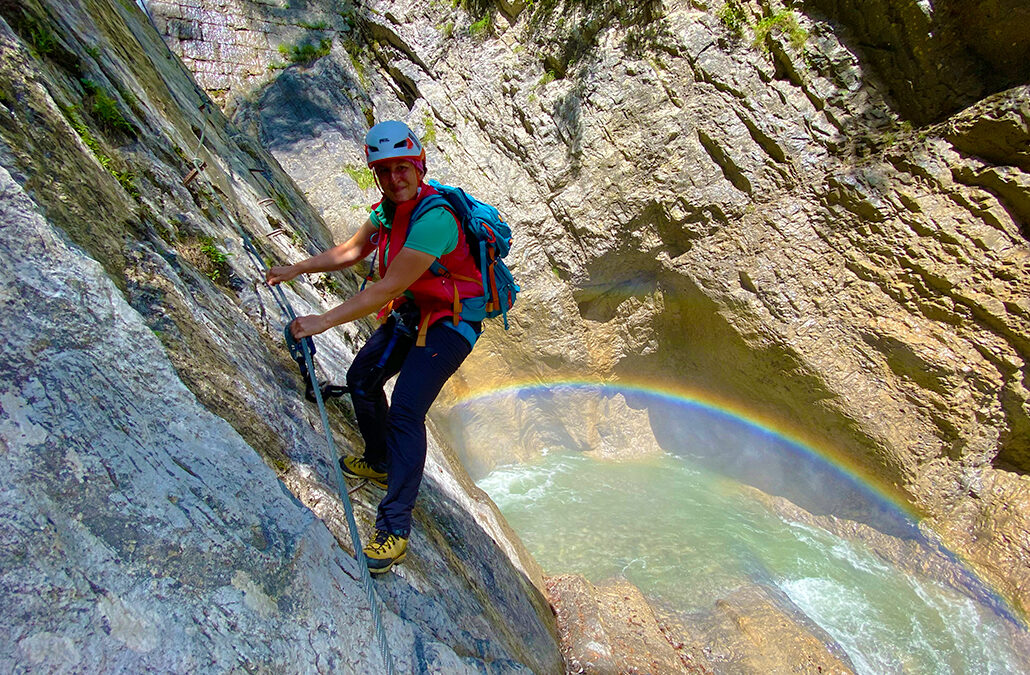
[347,313,473,536]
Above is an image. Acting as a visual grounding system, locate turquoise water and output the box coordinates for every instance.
[467,390,1030,674]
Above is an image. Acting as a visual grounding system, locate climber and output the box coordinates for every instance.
[265,120,484,575]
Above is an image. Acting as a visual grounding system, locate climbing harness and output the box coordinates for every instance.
[348,302,418,400]
[237,229,397,675]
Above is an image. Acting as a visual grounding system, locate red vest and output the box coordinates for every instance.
[375,184,483,344]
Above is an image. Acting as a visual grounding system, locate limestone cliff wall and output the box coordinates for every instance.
[145,0,1030,619]
[0,0,560,671]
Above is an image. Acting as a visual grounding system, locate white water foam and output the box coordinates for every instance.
[779,577,889,674]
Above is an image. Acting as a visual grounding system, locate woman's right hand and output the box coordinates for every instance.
[266,265,299,286]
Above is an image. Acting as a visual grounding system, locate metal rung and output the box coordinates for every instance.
[181,161,207,186]
[258,198,276,206]
[265,229,285,237]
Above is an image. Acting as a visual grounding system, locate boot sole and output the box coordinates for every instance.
[367,551,407,575]
[340,467,388,490]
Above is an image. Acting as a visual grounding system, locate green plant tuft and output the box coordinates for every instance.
[63,104,141,199]
[717,1,747,37]
[343,41,367,84]
[81,78,133,134]
[469,13,492,39]
[344,165,376,190]
[314,274,342,295]
[65,105,107,162]
[93,91,133,133]
[27,20,57,58]
[421,111,437,145]
[278,37,333,65]
[113,169,141,200]
[297,20,329,30]
[198,236,231,282]
[753,10,807,53]
[274,191,291,212]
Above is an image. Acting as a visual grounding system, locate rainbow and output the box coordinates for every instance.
[444,374,919,517]
[444,375,1030,627]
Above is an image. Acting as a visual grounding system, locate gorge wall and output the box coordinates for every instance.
[145,0,1030,622]
[2,0,1028,670]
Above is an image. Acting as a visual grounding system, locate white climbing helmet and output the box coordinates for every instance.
[364,120,425,168]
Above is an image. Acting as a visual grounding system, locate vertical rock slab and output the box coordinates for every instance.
[0,164,389,672]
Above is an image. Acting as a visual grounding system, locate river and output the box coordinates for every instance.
[467,389,1030,673]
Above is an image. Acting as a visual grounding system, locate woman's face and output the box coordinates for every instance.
[373,159,422,203]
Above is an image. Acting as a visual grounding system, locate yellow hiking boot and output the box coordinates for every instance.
[340,456,388,489]
[363,529,408,575]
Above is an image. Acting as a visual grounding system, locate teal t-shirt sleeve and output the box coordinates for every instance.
[404,206,459,258]
[370,203,386,228]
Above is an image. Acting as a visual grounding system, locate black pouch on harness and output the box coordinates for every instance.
[351,301,420,398]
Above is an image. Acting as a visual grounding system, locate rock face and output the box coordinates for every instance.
[147,0,1030,620]
[0,1,561,672]
[0,162,379,672]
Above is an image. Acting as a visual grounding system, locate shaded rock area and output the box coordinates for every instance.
[0,0,561,672]
[801,0,1030,124]
[547,573,857,674]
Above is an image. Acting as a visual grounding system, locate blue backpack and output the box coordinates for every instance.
[411,180,519,328]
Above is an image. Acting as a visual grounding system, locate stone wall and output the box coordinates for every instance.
[148,0,356,109]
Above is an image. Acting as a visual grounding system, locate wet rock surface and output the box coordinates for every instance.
[660,583,857,675]
[547,574,710,674]
[547,573,858,674]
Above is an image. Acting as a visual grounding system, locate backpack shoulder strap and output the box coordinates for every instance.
[410,192,450,221]
[409,190,462,277]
